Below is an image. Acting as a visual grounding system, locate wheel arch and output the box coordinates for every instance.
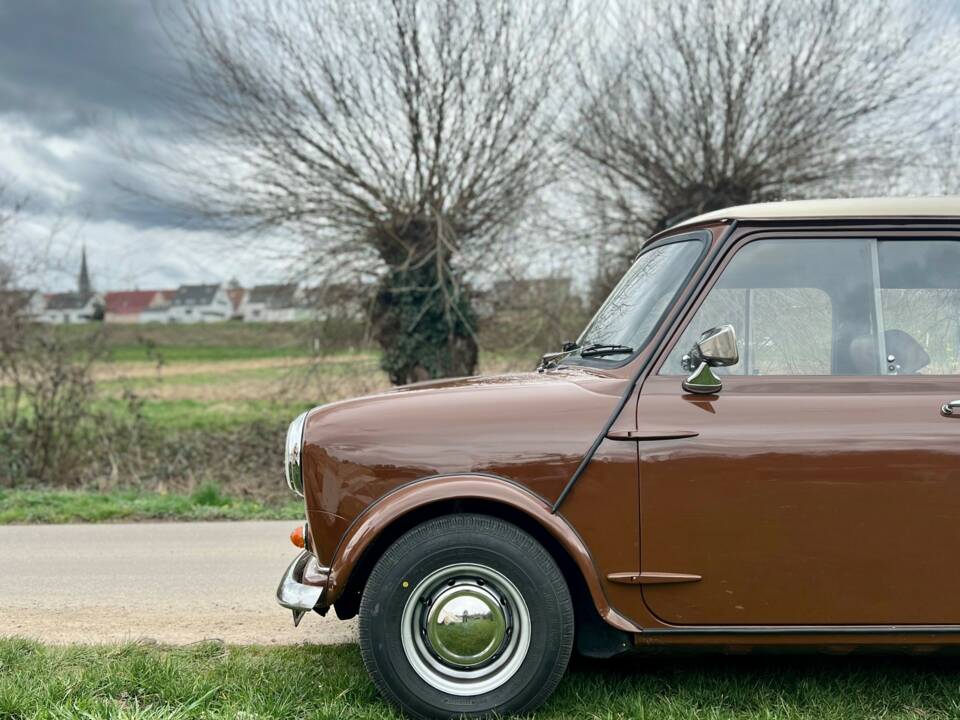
[326,474,638,640]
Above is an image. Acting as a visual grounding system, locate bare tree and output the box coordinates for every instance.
[569,0,955,293]
[930,129,960,195]
[159,0,572,384]
[0,183,29,341]
[0,184,22,291]
[0,184,113,488]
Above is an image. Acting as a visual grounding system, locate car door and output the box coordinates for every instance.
[635,233,960,626]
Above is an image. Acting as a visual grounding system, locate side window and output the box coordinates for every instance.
[879,240,960,375]
[749,288,833,375]
[661,239,878,376]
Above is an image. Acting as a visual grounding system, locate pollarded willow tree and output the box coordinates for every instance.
[569,0,954,294]
[164,0,572,384]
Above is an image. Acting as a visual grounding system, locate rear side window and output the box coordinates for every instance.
[879,240,960,375]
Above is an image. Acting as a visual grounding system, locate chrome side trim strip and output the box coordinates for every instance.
[642,625,960,636]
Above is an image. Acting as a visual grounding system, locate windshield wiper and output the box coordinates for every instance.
[538,341,635,371]
[579,343,634,358]
[537,341,580,371]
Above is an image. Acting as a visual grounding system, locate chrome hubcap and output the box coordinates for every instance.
[401,563,530,696]
[425,584,507,668]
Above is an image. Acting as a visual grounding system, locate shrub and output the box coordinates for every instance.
[0,326,104,487]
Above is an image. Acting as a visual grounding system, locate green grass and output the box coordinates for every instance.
[100,365,296,390]
[93,397,314,432]
[52,321,369,364]
[2,640,960,719]
[98,354,373,391]
[107,344,311,363]
[0,487,302,524]
[133,398,311,432]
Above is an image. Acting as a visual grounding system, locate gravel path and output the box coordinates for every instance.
[0,520,356,645]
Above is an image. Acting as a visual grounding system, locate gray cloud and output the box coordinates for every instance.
[0,0,279,290]
[0,1,181,134]
[2,0,957,293]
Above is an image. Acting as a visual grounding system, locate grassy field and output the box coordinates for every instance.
[0,322,537,522]
[0,487,302,524]
[84,323,530,432]
[3,640,960,719]
[0,324,371,520]
[92,353,384,431]
[57,321,336,362]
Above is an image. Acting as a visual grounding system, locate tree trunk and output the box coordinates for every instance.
[372,227,479,386]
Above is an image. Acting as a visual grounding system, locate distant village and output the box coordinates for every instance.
[6,248,368,325]
[3,248,582,326]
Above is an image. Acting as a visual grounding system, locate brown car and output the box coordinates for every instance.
[277,196,960,718]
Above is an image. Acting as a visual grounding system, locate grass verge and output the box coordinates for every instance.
[0,487,302,524]
[3,640,960,719]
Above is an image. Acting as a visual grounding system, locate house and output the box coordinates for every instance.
[165,284,231,323]
[488,277,578,312]
[0,289,46,320]
[240,283,310,322]
[139,290,177,323]
[104,290,173,324]
[474,277,579,319]
[39,291,104,324]
[471,277,581,320]
[303,282,372,322]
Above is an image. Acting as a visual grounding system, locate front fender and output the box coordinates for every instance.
[323,473,640,633]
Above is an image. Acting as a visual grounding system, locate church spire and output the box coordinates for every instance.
[78,245,91,296]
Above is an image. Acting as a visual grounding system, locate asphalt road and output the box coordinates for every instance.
[0,520,357,645]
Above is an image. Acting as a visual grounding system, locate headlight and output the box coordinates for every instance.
[284,411,309,496]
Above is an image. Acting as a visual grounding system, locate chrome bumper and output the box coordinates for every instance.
[276,550,327,626]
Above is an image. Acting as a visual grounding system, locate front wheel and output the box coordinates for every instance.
[358,514,574,719]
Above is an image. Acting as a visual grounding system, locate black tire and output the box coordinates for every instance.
[358,513,574,719]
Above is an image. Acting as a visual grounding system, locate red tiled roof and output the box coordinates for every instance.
[105,290,163,315]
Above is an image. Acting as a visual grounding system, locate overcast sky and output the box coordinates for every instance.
[0,0,289,292]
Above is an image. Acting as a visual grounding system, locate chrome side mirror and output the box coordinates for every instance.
[681,324,738,394]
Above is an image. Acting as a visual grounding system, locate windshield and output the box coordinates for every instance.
[570,239,703,363]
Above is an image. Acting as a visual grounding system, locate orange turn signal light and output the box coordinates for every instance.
[290,525,305,548]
